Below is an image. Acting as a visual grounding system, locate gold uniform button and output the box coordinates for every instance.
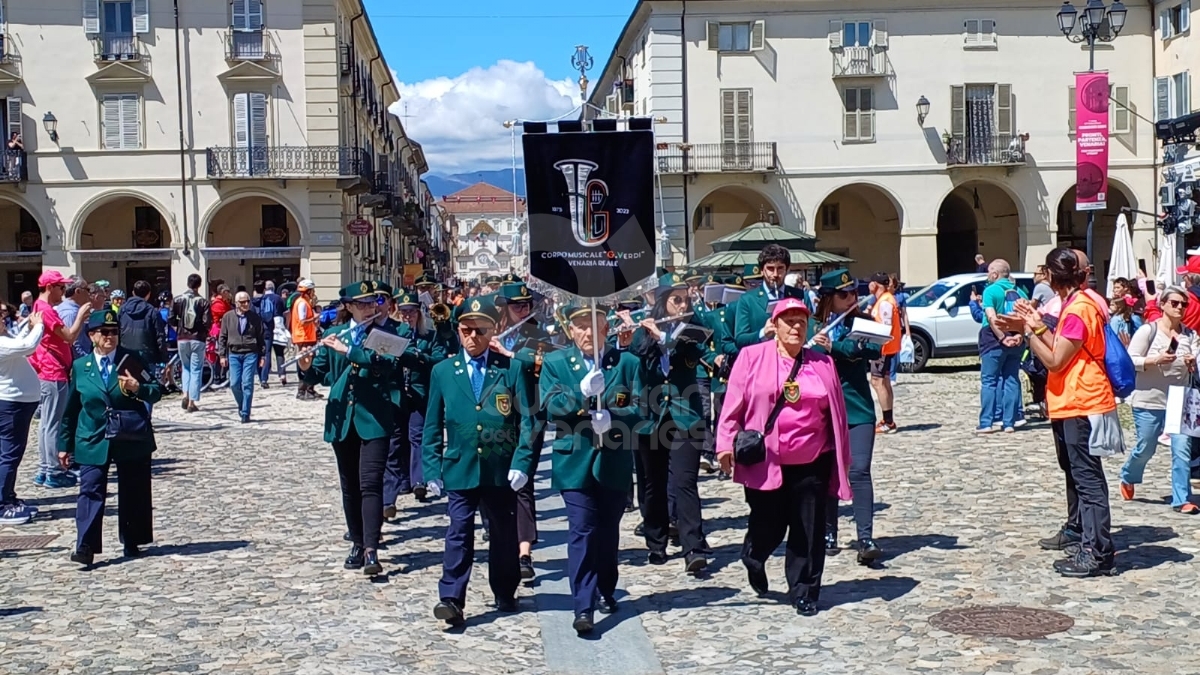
[477,447,483,454]
[663,395,670,402]
[477,424,483,431]
[475,405,482,411]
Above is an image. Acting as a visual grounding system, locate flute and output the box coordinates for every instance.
[493,313,537,342]
[804,307,855,348]
[607,311,694,337]
[281,313,379,368]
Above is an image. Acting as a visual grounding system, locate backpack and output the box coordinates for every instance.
[283,291,301,330]
[1071,295,1136,398]
[181,293,203,332]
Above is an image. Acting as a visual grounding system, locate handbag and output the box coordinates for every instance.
[733,349,805,466]
[98,374,151,443]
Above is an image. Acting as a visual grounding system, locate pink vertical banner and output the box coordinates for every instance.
[1075,71,1110,211]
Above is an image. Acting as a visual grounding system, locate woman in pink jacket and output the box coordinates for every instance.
[717,298,851,617]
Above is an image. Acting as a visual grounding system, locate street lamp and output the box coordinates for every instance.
[42,112,58,143]
[571,45,593,103]
[1056,0,1125,282]
[916,96,930,126]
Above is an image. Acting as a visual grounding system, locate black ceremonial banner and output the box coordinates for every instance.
[522,129,656,297]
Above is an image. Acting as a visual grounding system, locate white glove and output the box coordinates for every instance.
[580,368,606,398]
[508,470,528,492]
[426,479,443,498]
[591,410,612,435]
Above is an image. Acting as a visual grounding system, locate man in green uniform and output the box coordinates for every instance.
[733,245,804,349]
[511,303,641,635]
[423,295,534,626]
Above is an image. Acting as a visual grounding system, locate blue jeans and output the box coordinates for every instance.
[177,339,205,401]
[228,352,258,419]
[1121,407,1193,508]
[979,345,1021,429]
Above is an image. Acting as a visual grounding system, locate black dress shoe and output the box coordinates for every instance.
[634,522,645,537]
[647,550,668,565]
[344,545,365,570]
[412,484,428,501]
[856,538,883,564]
[123,545,142,558]
[519,555,535,579]
[825,532,839,555]
[795,599,819,617]
[363,550,382,575]
[433,600,465,626]
[597,596,618,615]
[572,611,595,635]
[743,559,769,596]
[496,596,519,613]
[685,552,708,575]
[668,522,680,547]
[343,531,352,542]
[70,545,94,566]
[383,505,397,520]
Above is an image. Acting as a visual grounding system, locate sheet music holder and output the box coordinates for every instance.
[670,322,713,344]
[116,352,153,384]
[519,338,564,354]
[419,291,434,307]
[362,330,411,357]
[844,318,893,345]
[722,288,744,305]
[703,285,724,305]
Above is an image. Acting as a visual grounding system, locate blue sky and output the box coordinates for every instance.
[367,1,637,174]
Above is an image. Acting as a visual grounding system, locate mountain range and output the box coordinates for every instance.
[424,169,526,200]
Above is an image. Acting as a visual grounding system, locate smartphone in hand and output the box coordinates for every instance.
[1168,337,1179,355]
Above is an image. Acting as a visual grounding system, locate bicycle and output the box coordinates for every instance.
[162,349,216,393]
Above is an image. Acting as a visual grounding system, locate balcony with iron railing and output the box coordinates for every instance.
[832,46,893,78]
[0,33,16,66]
[656,142,777,174]
[94,33,142,62]
[226,30,277,61]
[205,146,370,180]
[945,133,1028,168]
[0,148,27,183]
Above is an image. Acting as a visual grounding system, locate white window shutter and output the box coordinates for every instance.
[750,20,765,51]
[862,110,875,141]
[102,96,121,149]
[1068,85,1077,133]
[844,109,858,140]
[1162,10,1171,39]
[1184,1,1192,32]
[737,90,752,142]
[997,84,1013,135]
[249,93,268,148]
[133,0,149,34]
[249,0,264,30]
[706,22,719,50]
[721,90,735,142]
[1185,71,1192,114]
[1113,85,1130,134]
[120,95,140,149]
[873,19,888,48]
[983,19,996,45]
[233,93,249,147]
[1157,76,1172,120]
[964,19,978,45]
[950,85,965,137]
[232,0,247,31]
[829,20,843,49]
[83,0,100,34]
[5,97,19,141]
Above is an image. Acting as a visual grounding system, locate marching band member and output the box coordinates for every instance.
[299,282,400,577]
[483,275,504,295]
[490,280,551,579]
[512,303,641,635]
[630,273,716,575]
[423,295,534,626]
[695,274,728,474]
[734,245,804,349]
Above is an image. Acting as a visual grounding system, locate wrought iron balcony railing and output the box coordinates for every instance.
[0,33,15,65]
[94,33,142,62]
[205,146,369,179]
[226,30,276,61]
[945,133,1027,167]
[0,148,26,183]
[656,142,777,174]
[832,46,892,78]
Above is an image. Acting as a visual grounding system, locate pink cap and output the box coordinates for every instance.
[770,297,810,321]
[37,270,66,288]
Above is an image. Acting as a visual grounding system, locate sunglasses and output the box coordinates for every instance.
[1166,299,1189,309]
[96,328,118,337]
[459,326,493,337]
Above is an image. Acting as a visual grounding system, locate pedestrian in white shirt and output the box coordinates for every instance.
[0,312,45,524]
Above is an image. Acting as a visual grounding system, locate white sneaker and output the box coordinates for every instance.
[1014,419,1028,428]
[1159,434,1171,446]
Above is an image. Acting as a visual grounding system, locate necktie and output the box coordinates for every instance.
[100,356,111,384]
[470,357,485,401]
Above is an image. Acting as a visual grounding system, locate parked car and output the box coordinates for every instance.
[902,272,1035,371]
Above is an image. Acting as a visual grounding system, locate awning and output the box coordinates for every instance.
[201,247,303,261]
[690,249,854,269]
[71,249,176,262]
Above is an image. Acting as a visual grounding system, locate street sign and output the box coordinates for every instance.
[346,218,372,236]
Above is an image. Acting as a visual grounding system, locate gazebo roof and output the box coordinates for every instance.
[709,221,816,252]
[690,249,854,269]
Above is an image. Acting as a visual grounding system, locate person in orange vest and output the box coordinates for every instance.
[290,279,321,400]
[868,272,902,434]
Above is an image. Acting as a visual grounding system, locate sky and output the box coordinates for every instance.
[365,0,638,174]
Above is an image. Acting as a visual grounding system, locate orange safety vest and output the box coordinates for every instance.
[291,296,317,344]
[872,291,902,356]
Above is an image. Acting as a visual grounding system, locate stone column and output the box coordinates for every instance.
[899,231,938,285]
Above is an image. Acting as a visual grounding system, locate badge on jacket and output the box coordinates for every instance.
[495,393,511,415]
[783,381,800,403]
[615,392,628,407]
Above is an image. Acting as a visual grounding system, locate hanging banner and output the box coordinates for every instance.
[522,129,656,297]
[403,264,423,287]
[1075,71,1110,212]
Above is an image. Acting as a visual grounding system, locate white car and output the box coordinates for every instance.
[902,272,1036,371]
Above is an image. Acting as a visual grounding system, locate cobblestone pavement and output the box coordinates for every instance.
[3,367,1200,674]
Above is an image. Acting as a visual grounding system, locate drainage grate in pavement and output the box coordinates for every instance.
[929,606,1074,639]
[0,534,59,551]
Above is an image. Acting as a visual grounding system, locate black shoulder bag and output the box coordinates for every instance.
[733,349,805,466]
[98,360,152,443]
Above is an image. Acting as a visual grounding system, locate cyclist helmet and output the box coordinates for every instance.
[157,290,172,304]
[111,290,126,299]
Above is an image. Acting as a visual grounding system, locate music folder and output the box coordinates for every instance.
[844,318,894,345]
[362,330,411,357]
[670,322,713,344]
[116,352,153,384]
[519,338,563,354]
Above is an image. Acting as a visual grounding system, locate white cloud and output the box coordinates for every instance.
[391,60,585,174]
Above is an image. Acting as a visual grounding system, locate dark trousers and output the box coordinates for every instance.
[332,428,389,550]
[1028,370,1048,407]
[440,487,520,604]
[0,400,37,504]
[742,452,833,604]
[383,404,423,506]
[516,425,546,545]
[272,343,287,380]
[631,432,650,513]
[562,487,626,615]
[260,335,273,383]
[826,423,877,541]
[76,457,153,554]
[638,419,704,556]
[1052,416,1114,558]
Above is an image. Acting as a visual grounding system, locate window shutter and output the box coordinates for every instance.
[250,92,268,148]
[1113,85,1130,134]
[1184,0,1192,33]
[750,20,765,51]
[1068,85,1077,132]
[829,20,843,49]
[5,97,19,141]
[861,110,875,141]
[964,19,978,45]
[1184,71,1192,115]
[233,92,249,147]
[721,90,735,142]
[232,0,247,30]
[707,22,719,50]
[736,90,752,143]
[950,85,965,137]
[133,0,150,34]
[102,96,121,149]
[249,0,264,30]
[1157,76,1171,120]
[996,84,1013,135]
[120,95,140,149]
[983,19,996,45]
[1162,9,1171,39]
[83,0,100,34]
[844,89,858,140]
[872,19,888,48]
[0,2,5,25]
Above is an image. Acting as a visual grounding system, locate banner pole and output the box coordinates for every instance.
[591,299,603,448]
